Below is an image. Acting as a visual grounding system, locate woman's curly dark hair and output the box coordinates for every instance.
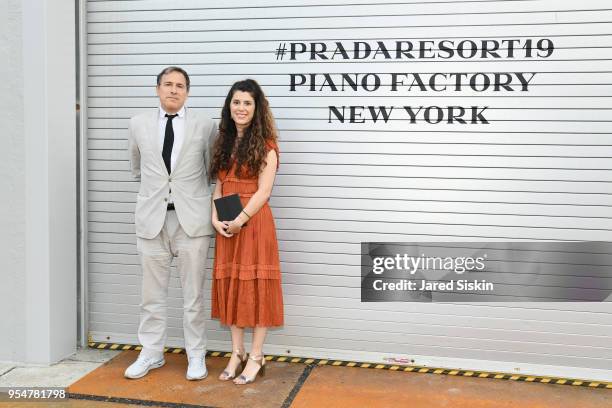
[210,79,278,179]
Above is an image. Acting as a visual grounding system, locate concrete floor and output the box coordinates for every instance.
[0,349,610,408]
[0,348,120,389]
[69,351,305,408]
[291,365,611,408]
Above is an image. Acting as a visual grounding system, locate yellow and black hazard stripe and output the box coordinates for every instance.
[89,342,611,389]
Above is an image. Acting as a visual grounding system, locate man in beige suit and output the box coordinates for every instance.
[124,66,217,380]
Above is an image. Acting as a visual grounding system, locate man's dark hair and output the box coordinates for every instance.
[156,66,190,91]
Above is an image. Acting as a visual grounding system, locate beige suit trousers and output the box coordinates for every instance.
[136,210,210,360]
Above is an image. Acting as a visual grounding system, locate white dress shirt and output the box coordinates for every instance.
[159,105,186,203]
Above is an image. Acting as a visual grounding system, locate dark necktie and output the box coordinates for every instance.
[162,113,178,174]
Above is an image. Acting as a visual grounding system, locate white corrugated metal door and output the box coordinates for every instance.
[85,0,611,380]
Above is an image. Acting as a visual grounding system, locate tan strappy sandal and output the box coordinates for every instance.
[233,354,266,385]
[218,349,247,381]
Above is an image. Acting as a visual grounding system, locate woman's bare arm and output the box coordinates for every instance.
[226,149,277,233]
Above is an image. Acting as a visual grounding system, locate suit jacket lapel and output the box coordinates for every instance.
[147,110,168,175]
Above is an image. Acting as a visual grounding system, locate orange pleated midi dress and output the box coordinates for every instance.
[211,142,284,327]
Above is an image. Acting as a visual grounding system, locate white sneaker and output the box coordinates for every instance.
[124,355,165,379]
[186,356,208,380]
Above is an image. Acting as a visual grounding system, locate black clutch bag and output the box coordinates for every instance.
[214,193,245,225]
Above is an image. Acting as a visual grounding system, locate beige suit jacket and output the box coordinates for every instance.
[128,109,217,239]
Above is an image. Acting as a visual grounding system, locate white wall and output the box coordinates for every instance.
[0,0,27,363]
[0,0,77,365]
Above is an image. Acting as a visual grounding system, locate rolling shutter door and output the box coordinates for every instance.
[86,0,611,380]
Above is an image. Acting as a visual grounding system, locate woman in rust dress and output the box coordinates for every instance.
[209,79,283,385]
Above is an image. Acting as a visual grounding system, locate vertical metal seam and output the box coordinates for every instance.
[76,0,88,348]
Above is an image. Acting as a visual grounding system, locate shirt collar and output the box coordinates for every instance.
[159,105,186,119]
